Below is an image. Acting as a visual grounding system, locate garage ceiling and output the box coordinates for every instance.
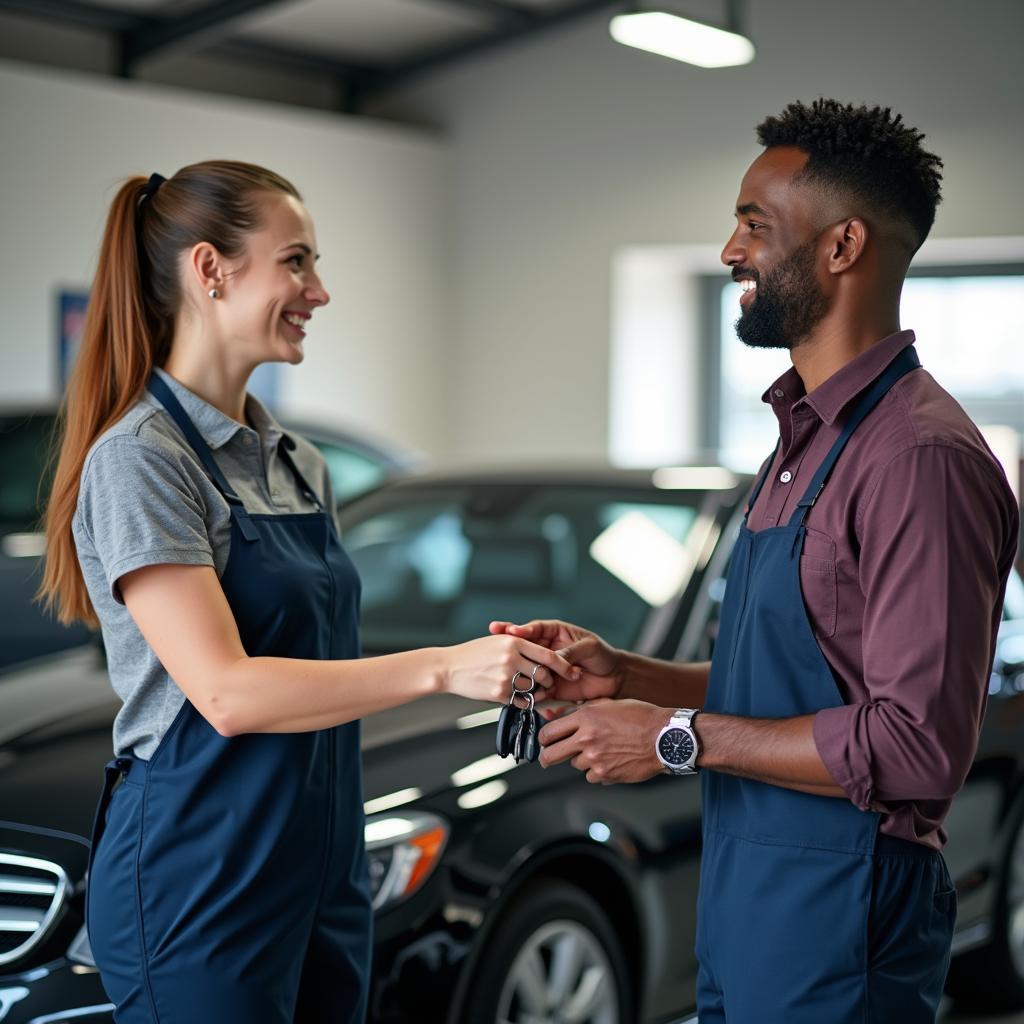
[0,0,622,110]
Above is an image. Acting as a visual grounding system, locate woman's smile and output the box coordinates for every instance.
[281,309,311,340]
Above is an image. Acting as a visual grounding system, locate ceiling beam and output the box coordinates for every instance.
[0,0,625,117]
[368,0,621,94]
[121,0,294,70]
[211,37,383,85]
[416,0,538,27]
[0,0,144,32]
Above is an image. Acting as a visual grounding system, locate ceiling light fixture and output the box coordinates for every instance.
[610,0,755,68]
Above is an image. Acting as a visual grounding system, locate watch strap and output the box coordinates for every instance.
[656,707,701,776]
[672,708,698,731]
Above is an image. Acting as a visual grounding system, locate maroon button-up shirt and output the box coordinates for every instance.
[747,330,1019,849]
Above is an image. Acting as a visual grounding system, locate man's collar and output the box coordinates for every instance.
[761,330,917,425]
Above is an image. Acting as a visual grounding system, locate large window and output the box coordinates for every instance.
[708,266,1024,475]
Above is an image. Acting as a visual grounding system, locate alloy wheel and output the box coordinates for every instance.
[496,919,619,1024]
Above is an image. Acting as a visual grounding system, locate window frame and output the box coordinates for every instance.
[699,261,1024,457]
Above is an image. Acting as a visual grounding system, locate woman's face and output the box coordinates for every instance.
[219,191,330,368]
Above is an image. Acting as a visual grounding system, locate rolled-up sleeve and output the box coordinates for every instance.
[813,442,1017,810]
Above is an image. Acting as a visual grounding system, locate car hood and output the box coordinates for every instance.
[0,647,502,840]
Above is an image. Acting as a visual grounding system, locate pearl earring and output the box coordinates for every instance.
[208,288,220,299]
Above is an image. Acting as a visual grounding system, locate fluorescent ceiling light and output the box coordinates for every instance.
[2,532,46,558]
[456,707,502,730]
[363,788,422,816]
[652,466,739,490]
[457,780,509,810]
[610,11,755,68]
[450,753,518,789]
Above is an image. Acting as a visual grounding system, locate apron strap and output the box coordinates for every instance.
[788,345,921,528]
[277,439,324,512]
[147,373,260,542]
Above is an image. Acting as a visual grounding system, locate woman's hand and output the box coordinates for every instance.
[440,634,581,703]
[488,619,627,703]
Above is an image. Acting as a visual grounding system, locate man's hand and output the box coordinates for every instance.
[489,619,626,704]
[537,698,669,784]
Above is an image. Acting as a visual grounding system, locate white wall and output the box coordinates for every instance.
[374,0,1024,465]
[3,0,1020,468]
[0,60,450,456]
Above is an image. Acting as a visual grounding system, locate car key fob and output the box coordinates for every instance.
[521,708,540,763]
[497,669,540,763]
[496,703,521,758]
[512,708,528,763]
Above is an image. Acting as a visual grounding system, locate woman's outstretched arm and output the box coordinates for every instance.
[120,562,579,736]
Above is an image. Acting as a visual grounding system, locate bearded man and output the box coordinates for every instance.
[493,99,1019,1022]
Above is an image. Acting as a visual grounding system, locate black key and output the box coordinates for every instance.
[496,704,521,758]
[521,709,540,763]
[511,707,528,763]
[496,669,541,763]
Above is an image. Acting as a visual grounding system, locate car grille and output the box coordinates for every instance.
[0,852,69,966]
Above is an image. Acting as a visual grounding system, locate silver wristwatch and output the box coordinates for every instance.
[655,709,701,776]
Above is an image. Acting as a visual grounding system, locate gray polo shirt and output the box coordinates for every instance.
[72,367,342,759]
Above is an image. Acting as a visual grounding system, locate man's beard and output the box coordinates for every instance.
[734,238,828,351]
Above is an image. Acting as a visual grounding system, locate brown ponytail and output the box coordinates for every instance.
[39,161,301,627]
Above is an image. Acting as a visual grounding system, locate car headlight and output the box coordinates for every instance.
[365,811,448,912]
[67,923,96,968]
[64,816,448,954]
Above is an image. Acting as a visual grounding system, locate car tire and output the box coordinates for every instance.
[945,802,1024,1011]
[458,879,635,1024]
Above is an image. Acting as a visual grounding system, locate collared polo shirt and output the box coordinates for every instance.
[747,330,1019,848]
[72,367,342,759]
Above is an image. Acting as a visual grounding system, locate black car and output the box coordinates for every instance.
[1,468,1022,1024]
[0,409,423,673]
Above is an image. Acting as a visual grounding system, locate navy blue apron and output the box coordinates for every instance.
[85,374,372,1024]
[696,345,956,1022]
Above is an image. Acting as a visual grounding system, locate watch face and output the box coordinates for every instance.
[658,727,694,766]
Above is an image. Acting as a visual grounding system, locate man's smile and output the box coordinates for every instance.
[733,271,759,309]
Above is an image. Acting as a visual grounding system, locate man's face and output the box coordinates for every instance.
[721,147,829,350]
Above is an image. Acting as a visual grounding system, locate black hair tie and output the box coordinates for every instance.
[136,172,166,271]
[139,172,166,205]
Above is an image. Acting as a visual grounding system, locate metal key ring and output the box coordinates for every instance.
[510,670,536,695]
[510,670,537,711]
[530,663,546,690]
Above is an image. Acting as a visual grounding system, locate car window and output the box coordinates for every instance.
[1004,568,1024,623]
[0,416,392,528]
[339,484,704,652]
[309,440,392,504]
[0,413,56,533]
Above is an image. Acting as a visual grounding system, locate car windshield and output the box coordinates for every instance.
[1004,567,1024,622]
[308,439,394,504]
[0,413,56,533]
[338,483,707,653]
[0,411,400,533]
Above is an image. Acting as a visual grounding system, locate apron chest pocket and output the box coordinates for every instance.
[799,529,838,638]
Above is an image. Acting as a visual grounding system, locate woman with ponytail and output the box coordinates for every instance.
[40,162,577,1023]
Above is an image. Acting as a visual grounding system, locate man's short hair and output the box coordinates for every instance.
[756,99,944,252]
